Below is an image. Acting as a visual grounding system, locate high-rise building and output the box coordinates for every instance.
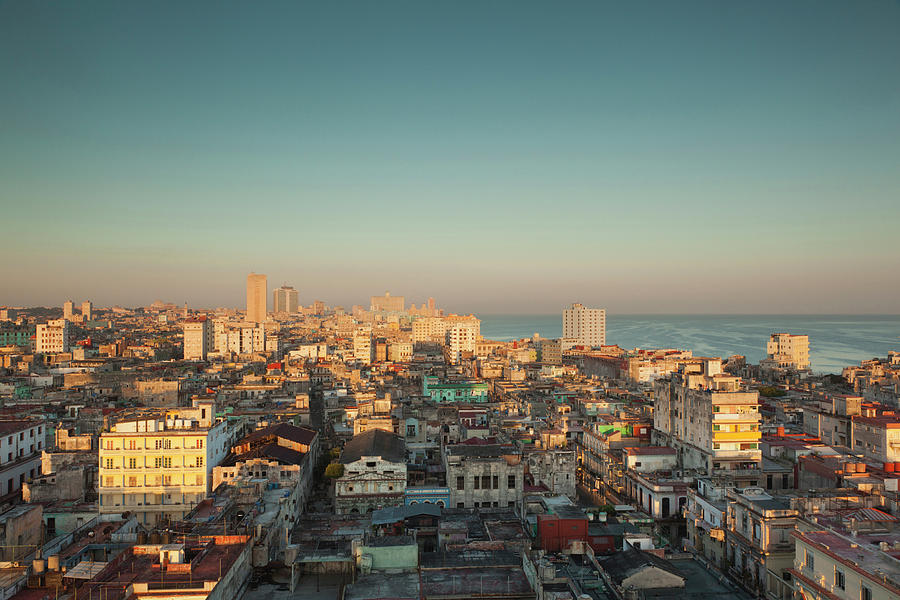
[353,332,373,364]
[183,316,213,360]
[63,300,74,320]
[445,316,480,364]
[35,319,70,353]
[273,285,299,314]
[98,400,230,525]
[370,291,404,313]
[765,333,810,371]
[246,273,267,323]
[653,359,761,486]
[81,300,93,322]
[562,303,606,347]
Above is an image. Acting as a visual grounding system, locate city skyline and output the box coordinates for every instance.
[2,1,899,313]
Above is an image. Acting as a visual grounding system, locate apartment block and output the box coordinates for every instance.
[183,315,214,360]
[0,420,44,498]
[98,401,231,525]
[35,319,70,353]
[765,333,810,371]
[654,359,762,485]
[563,303,606,348]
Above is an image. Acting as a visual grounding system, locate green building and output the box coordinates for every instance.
[423,376,489,403]
[0,324,33,347]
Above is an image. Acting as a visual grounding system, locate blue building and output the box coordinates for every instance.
[405,486,450,508]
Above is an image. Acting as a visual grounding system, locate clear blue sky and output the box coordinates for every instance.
[1,1,898,313]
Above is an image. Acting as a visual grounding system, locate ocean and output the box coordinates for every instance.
[477,314,900,375]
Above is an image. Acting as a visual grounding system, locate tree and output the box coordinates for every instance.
[324,463,344,479]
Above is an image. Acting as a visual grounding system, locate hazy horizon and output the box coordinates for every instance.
[2,1,898,312]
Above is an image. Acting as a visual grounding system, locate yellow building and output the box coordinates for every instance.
[766,333,810,371]
[99,401,232,525]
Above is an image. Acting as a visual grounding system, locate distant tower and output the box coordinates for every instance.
[81,300,93,322]
[428,297,436,315]
[562,303,606,347]
[273,285,299,314]
[246,273,267,323]
[63,300,75,320]
[183,302,188,319]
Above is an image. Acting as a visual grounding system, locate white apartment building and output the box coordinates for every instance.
[99,401,231,525]
[446,319,480,364]
[183,316,214,360]
[562,303,606,348]
[766,333,810,371]
[35,319,70,353]
[214,321,266,355]
[63,300,74,320]
[388,341,413,362]
[0,421,44,498]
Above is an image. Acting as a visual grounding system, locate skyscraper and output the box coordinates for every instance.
[370,291,404,312]
[246,273,267,323]
[273,285,299,314]
[63,300,74,320]
[81,300,93,322]
[562,303,606,347]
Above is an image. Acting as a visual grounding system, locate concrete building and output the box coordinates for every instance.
[63,300,74,320]
[98,400,231,525]
[35,318,70,353]
[183,315,213,360]
[273,285,299,314]
[654,359,762,485]
[725,487,799,598]
[765,333,810,371]
[563,303,606,347]
[539,339,562,364]
[246,272,267,323]
[370,291,404,313]
[444,443,524,509]
[335,429,407,514]
[353,332,373,364]
[790,529,900,600]
[0,420,44,499]
[81,300,93,322]
[851,413,900,463]
[388,341,413,362]
[445,317,480,364]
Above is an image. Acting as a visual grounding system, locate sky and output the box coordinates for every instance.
[1,1,899,314]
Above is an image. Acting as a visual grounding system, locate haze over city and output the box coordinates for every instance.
[2,1,899,313]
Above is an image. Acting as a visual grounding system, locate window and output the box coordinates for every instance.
[106,440,115,450]
[508,475,516,489]
[128,440,137,450]
[197,439,203,449]
[155,457,163,468]
[456,476,464,490]
[197,457,203,467]
[805,550,814,570]
[861,585,872,600]
[155,440,163,450]
[474,477,480,490]
[493,475,499,489]
[834,569,844,590]
[481,475,490,489]
[163,457,172,468]
[407,425,416,436]
[104,477,114,487]
[128,458,137,469]
[105,458,114,469]
[163,439,172,449]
